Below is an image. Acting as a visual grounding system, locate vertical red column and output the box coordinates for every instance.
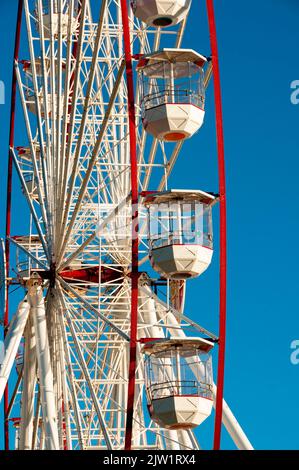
[206,0,227,450]
[119,0,139,451]
[4,0,24,450]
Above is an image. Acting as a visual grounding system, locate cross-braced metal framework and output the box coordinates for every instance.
[1,0,253,450]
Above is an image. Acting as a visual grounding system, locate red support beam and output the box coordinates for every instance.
[61,399,68,450]
[4,0,24,451]
[119,1,139,451]
[206,0,227,450]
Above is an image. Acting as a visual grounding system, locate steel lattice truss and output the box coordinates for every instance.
[2,0,253,450]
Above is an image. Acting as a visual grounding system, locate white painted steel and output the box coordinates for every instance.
[19,315,36,450]
[28,285,59,450]
[0,299,30,402]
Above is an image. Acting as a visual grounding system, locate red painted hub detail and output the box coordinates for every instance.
[60,266,122,284]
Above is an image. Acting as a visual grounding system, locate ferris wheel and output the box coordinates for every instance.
[0,0,253,450]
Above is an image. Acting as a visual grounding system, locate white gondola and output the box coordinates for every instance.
[22,59,44,77]
[16,145,41,164]
[144,190,217,279]
[131,0,191,27]
[142,337,214,429]
[22,58,66,77]
[37,1,78,39]
[22,58,65,118]
[26,91,65,118]
[137,48,207,141]
[13,235,44,281]
[24,174,39,201]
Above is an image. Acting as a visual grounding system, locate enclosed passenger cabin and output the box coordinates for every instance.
[21,59,45,78]
[17,145,45,206]
[144,190,217,279]
[16,145,41,164]
[142,337,214,429]
[23,174,39,201]
[22,59,65,118]
[17,146,43,202]
[137,49,206,141]
[26,92,63,117]
[37,0,78,39]
[131,0,191,28]
[13,235,45,282]
[21,57,66,77]
[23,59,43,114]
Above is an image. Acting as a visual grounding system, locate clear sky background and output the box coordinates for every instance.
[0,0,298,450]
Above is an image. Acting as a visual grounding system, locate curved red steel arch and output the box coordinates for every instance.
[206,0,227,451]
[4,0,24,451]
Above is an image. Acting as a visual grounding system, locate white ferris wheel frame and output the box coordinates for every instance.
[0,0,253,451]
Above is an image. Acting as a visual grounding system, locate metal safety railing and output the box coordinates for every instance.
[147,380,213,401]
[142,88,205,111]
[150,230,212,250]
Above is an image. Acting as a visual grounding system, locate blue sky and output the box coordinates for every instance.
[0,0,298,450]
